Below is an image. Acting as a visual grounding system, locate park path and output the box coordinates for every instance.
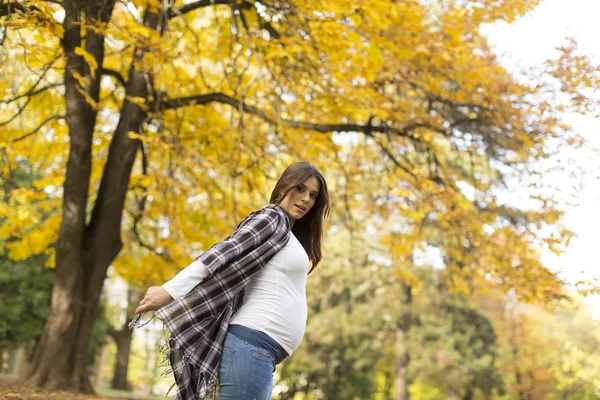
[0,376,128,400]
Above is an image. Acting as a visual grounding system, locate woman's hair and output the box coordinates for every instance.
[269,161,330,274]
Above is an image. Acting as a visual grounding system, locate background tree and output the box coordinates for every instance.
[0,161,54,358]
[0,255,52,353]
[474,290,600,400]
[277,230,390,399]
[106,285,144,391]
[407,288,504,399]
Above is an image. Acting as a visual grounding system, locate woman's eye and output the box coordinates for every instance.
[310,194,317,199]
[297,186,304,192]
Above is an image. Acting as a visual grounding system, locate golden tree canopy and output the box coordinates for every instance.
[1,0,595,298]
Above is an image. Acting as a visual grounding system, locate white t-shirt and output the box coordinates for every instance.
[162,232,309,355]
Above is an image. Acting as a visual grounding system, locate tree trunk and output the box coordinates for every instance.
[94,343,109,387]
[110,328,135,390]
[394,327,409,400]
[110,288,144,390]
[394,282,412,400]
[463,387,473,400]
[23,0,162,392]
[382,369,394,400]
[509,310,526,400]
[24,262,108,392]
[23,0,116,391]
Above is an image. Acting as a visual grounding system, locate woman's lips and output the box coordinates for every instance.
[295,205,305,213]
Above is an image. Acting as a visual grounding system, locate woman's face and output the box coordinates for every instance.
[279,176,320,226]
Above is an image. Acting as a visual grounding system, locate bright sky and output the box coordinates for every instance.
[480,0,600,318]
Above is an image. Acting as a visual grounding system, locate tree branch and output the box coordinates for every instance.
[0,50,61,127]
[0,96,32,127]
[166,0,281,39]
[10,114,65,142]
[4,83,63,104]
[0,20,7,45]
[167,0,230,19]
[100,67,127,87]
[0,1,41,17]
[161,92,460,188]
[235,1,281,39]
[130,140,173,262]
[364,130,422,181]
[106,324,118,341]
[161,92,419,137]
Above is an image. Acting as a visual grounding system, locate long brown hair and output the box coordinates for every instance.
[269,161,330,274]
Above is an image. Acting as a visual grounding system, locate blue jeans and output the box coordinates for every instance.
[218,330,285,399]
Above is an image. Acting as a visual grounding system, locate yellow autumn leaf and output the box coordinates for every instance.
[74,46,99,79]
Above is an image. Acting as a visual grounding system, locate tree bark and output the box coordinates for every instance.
[22,0,163,393]
[109,328,135,390]
[109,288,144,390]
[24,0,115,392]
[463,387,474,400]
[93,342,109,387]
[394,282,412,400]
[382,369,394,400]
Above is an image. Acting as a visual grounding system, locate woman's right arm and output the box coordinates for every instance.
[135,205,286,314]
[135,259,210,313]
[161,259,210,299]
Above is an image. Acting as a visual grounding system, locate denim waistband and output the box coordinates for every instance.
[228,324,289,364]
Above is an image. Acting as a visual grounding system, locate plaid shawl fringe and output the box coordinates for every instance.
[128,313,220,399]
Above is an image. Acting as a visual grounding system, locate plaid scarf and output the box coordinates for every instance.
[130,205,290,399]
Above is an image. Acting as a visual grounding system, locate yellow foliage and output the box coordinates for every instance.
[0,0,591,305]
[74,46,99,78]
[45,248,56,268]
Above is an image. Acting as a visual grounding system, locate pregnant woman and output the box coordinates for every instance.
[132,161,331,400]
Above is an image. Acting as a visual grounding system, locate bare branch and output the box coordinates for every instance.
[364,130,422,181]
[100,67,127,87]
[0,21,7,45]
[235,1,281,39]
[256,15,281,40]
[3,83,62,103]
[0,1,41,17]
[167,0,230,19]
[10,114,65,142]
[0,96,32,127]
[166,0,281,39]
[0,49,61,126]
[129,140,173,262]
